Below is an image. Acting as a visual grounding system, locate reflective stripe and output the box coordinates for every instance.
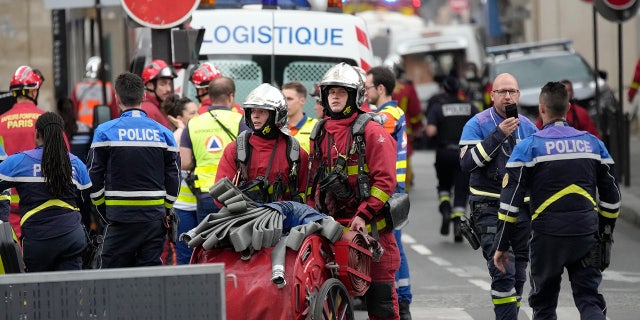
[492,296,518,305]
[90,188,105,199]
[533,184,596,220]
[599,200,621,210]
[631,81,639,89]
[475,143,491,162]
[498,212,517,223]
[370,186,390,203]
[0,194,10,201]
[21,199,78,226]
[499,202,519,213]
[599,208,619,219]
[347,164,370,175]
[396,278,410,288]
[10,194,19,204]
[91,141,178,151]
[105,199,165,206]
[105,190,166,197]
[343,217,387,233]
[91,197,105,205]
[469,187,500,198]
[451,211,465,219]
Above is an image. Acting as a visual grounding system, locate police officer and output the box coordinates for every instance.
[71,56,119,126]
[140,59,176,128]
[535,80,600,138]
[366,66,412,320]
[88,72,180,268]
[494,81,620,320]
[282,81,318,154]
[0,112,91,271]
[308,63,401,320]
[426,76,479,242]
[0,66,46,237]
[180,76,248,223]
[459,73,537,319]
[215,83,309,203]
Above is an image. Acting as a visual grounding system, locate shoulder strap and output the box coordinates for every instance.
[285,135,302,202]
[351,112,375,137]
[310,118,328,142]
[352,112,375,199]
[234,131,251,184]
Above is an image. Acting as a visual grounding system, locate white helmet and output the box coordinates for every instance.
[85,56,102,79]
[243,83,288,130]
[319,63,366,114]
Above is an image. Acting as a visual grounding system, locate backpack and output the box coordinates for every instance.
[235,131,302,202]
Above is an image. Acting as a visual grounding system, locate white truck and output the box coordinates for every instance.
[182,6,375,116]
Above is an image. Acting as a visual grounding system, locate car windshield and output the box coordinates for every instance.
[494,54,594,89]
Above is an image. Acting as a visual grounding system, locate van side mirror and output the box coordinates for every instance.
[93,104,112,128]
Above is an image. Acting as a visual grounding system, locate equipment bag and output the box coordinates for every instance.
[0,221,25,274]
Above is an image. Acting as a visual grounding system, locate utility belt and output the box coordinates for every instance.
[238,176,289,203]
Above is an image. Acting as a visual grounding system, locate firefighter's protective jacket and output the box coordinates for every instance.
[496,121,620,251]
[87,109,180,223]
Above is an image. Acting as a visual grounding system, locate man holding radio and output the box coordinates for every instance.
[459,73,537,320]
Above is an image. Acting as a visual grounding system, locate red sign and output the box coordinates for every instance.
[595,0,638,22]
[121,0,199,29]
[449,0,469,13]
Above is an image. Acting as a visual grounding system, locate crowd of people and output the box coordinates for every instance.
[0,57,624,320]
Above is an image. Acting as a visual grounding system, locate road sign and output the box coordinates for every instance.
[121,0,199,29]
[595,0,639,22]
[448,0,469,14]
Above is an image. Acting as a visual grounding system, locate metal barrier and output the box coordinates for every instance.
[0,264,225,320]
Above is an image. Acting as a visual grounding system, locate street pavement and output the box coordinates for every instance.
[618,133,640,229]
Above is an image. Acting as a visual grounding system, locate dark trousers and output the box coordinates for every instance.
[22,225,87,272]
[100,219,165,268]
[471,201,530,320]
[529,231,606,320]
[175,208,197,265]
[435,148,470,210]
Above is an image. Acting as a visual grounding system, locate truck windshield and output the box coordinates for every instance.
[185,55,357,117]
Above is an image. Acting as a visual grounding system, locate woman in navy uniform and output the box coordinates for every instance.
[0,112,92,271]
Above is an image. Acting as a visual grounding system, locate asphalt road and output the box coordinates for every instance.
[356,150,640,320]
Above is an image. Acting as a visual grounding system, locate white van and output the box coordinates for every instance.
[183,7,374,116]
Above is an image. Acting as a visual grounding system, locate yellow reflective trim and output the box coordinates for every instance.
[493,296,518,305]
[0,194,10,201]
[370,186,390,203]
[476,143,491,161]
[439,195,451,202]
[524,196,530,203]
[21,199,78,226]
[498,212,517,223]
[396,173,406,184]
[10,194,19,204]
[397,160,407,169]
[343,218,387,234]
[631,81,639,89]
[469,187,500,198]
[164,202,173,209]
[451,211,465,218]
[532,184,596,220]
[599,208,619,219]
[347,164,370,175]
[105,199,165,206]
[92,197,105,205]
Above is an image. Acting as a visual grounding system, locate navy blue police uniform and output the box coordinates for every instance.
[0,147,91,271]
[426,92,479,232]
[459,107,537,319]
[496,121,620,319]
[88,109,180,268]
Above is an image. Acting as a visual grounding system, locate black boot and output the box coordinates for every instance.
[439,201,451,235]
[399,299,412,320]
[453,218,463,242]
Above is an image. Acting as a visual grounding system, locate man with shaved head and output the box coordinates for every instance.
[459,73,538,319]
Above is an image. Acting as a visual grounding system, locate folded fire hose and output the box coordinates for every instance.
[180,178,361,288]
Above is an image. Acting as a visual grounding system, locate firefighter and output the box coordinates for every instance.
[88,72,180,268]
[494,81,620,319]
[307,63,401,320]
[0,112,91,272]
[215,83,309,203]
[190,62,222,114]
[140,59,176,128]
[366,66,412,320]
[180,76,248,223]
[0,66,46,237]
[459,73,538,319]
[71,56,119,126]
[282,81,318,154]
[426,76,479,242]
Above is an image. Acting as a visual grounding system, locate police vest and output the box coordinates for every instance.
[436,96,475,146]
[189,109,243,192]
[293,116,319,154]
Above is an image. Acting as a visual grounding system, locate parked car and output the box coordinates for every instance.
[481,39,617,126]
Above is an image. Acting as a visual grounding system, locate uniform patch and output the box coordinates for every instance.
[460,145,468,158]
[502,173,509,188]
[205,135,224,153]
[377,134,385,143]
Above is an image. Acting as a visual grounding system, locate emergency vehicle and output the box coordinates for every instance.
[182,1,375,117]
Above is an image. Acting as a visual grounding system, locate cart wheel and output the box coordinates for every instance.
[312,278,353,320]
